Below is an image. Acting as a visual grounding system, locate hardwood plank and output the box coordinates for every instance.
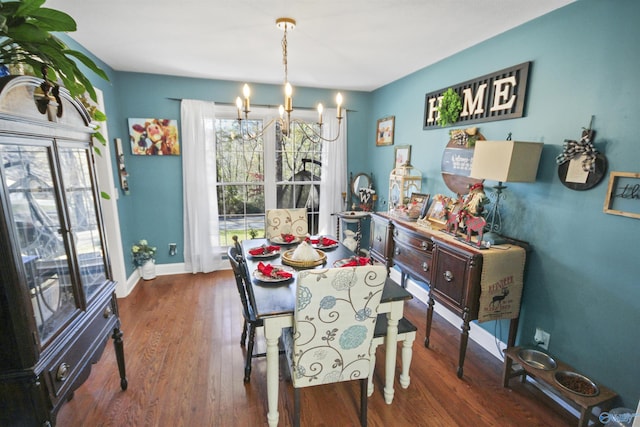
[57,271,575,426]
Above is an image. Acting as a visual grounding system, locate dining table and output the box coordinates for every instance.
[241,237,413,427]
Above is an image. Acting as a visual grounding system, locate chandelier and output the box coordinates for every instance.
[235,17,344,142]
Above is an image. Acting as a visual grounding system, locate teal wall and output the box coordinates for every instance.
[367,0,639,407]
[108,73,372,274]
[63,0,638,407]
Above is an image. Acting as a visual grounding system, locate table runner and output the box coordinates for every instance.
[477,246,526,322]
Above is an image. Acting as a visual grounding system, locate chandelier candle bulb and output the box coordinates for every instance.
[336,92,343,118]
[242,84,251,114]
[317,103,323,125]
[285,82,293,112]
[235,97,243,120]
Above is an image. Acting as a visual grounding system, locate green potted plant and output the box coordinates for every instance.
[1,0,111,196]
[0,0,108,101]
[436,88,463,127]
[132,240,157,280]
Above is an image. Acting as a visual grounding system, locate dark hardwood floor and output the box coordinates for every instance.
[57,271,575,426]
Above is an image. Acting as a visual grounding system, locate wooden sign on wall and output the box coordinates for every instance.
[423,62,530,130]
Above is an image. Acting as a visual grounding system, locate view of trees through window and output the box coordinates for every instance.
[216,116,322,246]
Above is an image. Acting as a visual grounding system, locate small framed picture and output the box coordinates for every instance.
[376,116,395,146]
[394,145,411,169]
[603,171,640,219]
[129,118,180,156]
[426,194,451,225]
[409,193,431,219]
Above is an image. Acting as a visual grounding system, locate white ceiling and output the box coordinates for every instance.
[46,0,574,92]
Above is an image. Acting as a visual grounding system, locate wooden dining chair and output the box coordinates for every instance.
[227,245,264,383]
[265,208,308,239]
[283,265,387,427]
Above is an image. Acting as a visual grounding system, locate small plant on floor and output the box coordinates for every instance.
[131,239,156,267]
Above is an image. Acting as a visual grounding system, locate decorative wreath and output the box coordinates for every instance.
[436,88,462,127]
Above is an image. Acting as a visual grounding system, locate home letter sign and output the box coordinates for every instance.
[423,62,530,129]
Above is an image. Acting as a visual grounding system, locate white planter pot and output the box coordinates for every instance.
[140,259,156,280]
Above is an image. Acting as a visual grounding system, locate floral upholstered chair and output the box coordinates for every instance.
[265,208,308,239]
[284,265,387,427]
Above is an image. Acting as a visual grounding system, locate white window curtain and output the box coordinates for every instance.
[318,110,347,235]
[181,99,224,273]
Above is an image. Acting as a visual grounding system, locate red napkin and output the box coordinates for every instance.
[304,237,338,246]
[341,257,370,267]
[308,237,338,246]
[249,245,281,255]
[257,262,293,279]
[281,233,295,243]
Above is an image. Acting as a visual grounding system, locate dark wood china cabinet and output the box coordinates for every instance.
[0,76,126,426]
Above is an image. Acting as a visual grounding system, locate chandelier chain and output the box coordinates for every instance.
[282,25,289,84]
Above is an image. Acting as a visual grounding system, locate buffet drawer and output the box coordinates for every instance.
[44,296,117,399]
[393,226,433,253]
[393,240,432,283]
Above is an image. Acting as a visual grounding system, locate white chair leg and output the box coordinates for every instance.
[368,340,380,397]
[399,331,416,389]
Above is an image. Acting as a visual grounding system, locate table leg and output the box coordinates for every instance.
[457,308,470,379]
[264,319,284,427]
[507,317,519,348]
[384,302,402,404]
[424,295,434,348]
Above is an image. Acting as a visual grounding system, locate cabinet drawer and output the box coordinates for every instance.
[393,240,432,283]
[393,227,433,252]
[45,297,117,398]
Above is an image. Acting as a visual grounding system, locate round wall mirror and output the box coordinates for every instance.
[351,173,371,202]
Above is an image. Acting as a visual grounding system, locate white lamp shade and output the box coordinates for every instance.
[470,140,543,183]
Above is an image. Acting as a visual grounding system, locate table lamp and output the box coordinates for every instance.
[469,140,543,245]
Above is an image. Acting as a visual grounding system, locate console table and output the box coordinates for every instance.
[370,212,528,378]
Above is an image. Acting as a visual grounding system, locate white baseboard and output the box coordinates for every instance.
[116,262,189,298]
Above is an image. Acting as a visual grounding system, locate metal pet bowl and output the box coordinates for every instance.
[554,370,600,397]
[518,348,558,370]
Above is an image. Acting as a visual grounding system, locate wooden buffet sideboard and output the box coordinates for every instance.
[369,212,528,378]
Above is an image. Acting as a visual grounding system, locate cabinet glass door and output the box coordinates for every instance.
[58,145,107,302]
[0,143,76,344]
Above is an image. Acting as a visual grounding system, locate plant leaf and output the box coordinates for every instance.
[15,0,47,17]
[93,131,106,144]
[5,22,49,42]
[100,191,111,200]
[29,8,77,32]
[65,49,109,81]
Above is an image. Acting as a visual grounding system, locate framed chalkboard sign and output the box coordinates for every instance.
[441,130,484,194]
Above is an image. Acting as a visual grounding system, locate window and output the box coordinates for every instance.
[215,107,322,246]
